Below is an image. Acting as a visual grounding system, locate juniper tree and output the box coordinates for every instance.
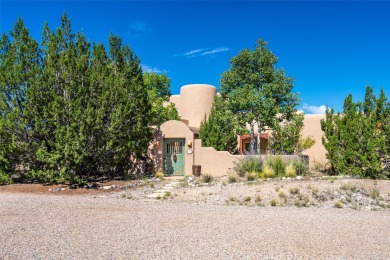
[199,96,239,154]
[321,86,389,178]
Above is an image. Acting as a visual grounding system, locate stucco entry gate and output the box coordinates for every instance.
[163,138,185,175]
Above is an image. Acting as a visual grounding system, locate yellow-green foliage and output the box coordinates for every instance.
[154,171,164,179]
[285,163,296,177]
[245,172,257,181]
[260,165,275,178]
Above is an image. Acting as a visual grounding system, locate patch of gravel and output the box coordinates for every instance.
[0,191,389,259]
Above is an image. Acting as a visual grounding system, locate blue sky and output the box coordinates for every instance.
[1,1,389,114]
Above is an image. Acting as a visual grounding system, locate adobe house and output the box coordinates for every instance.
[150,84,327,176]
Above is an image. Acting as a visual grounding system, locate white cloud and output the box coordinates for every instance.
[184,49,204,56]
[141,64,166,74]
[201,47,230,56]
[176,47,229,58]
[302,103,326,114]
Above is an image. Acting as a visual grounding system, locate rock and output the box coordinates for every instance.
[60,188,66,191]
[296,176,303,180]
[102,186,112,190]
[52,188,60,193]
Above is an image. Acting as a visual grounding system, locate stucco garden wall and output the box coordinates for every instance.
[194,139,240,177]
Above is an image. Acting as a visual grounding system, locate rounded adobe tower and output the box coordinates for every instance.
[180,84,217,128]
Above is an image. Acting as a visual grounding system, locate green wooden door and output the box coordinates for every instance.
[163,139,185,176]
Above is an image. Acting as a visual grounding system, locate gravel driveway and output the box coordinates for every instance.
[1,193,389,259]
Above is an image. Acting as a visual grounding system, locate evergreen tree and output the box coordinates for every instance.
[199,96,239,154]
[321,86,389,178]
[0,14,158,183]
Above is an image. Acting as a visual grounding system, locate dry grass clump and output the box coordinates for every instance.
[285,163,296,178]
[260,165,275,178]
[154,171,164,179]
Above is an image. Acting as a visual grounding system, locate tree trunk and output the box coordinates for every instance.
[257,119,261,155]
[250,122,255,154]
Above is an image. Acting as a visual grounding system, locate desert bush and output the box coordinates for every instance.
[154,171,164,179]
[285,163,296,178]
[270,198,277,206]
[260,165,275,178]
[265,155,286,177]
[245,172,257,181]
[234,156,263,177]
[202,174,213,183]
[289,187,300,195]
[292,159,309,176]
[228,175,237,183]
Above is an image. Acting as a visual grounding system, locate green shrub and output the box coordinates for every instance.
[265,155,286,177]
[270,198,277,206]
[234,156,263,177]
[0,172,12,185]
[292,159,308,176]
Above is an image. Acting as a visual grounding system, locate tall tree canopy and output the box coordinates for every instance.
[321,86,390,179]
[0,14,175,184]
[219,39,300,154]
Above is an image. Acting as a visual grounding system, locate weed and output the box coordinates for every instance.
[154,171,164,179]
[289,187,300,195]
[294,200,301,207]
[370,187,380,200]
[209,192,213,195]
[334,201,343,208]
[150,183,155,188]
[341,183,357,192]
[164,191,171,197]
[228,175,237,183]
[244,196,251,202]
[255,194,262,202]
[275,186,280,192]
[271,198,277,206]
[293,159,309,176]
[312,187,319,197]
[278,191,287,203]
[202,174,213,183]
[229,197,236,202]
[121,193,127,199]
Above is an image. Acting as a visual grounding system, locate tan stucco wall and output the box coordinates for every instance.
[194,139,239,177]
[301,114,327,166]
[179,84,216,128]
[167,94,181,117]
[157,120,194,175]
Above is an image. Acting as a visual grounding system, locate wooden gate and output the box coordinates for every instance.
[163,139,185,176]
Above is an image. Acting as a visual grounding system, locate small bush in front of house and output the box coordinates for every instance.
[285,163,296,178]
[202,174,213,183]
[234,156,263,177]
[228,175,237,183]
[154,171,164,179]
[292,159,309,176]
[260,165,275,179]
[245,172,257,181]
